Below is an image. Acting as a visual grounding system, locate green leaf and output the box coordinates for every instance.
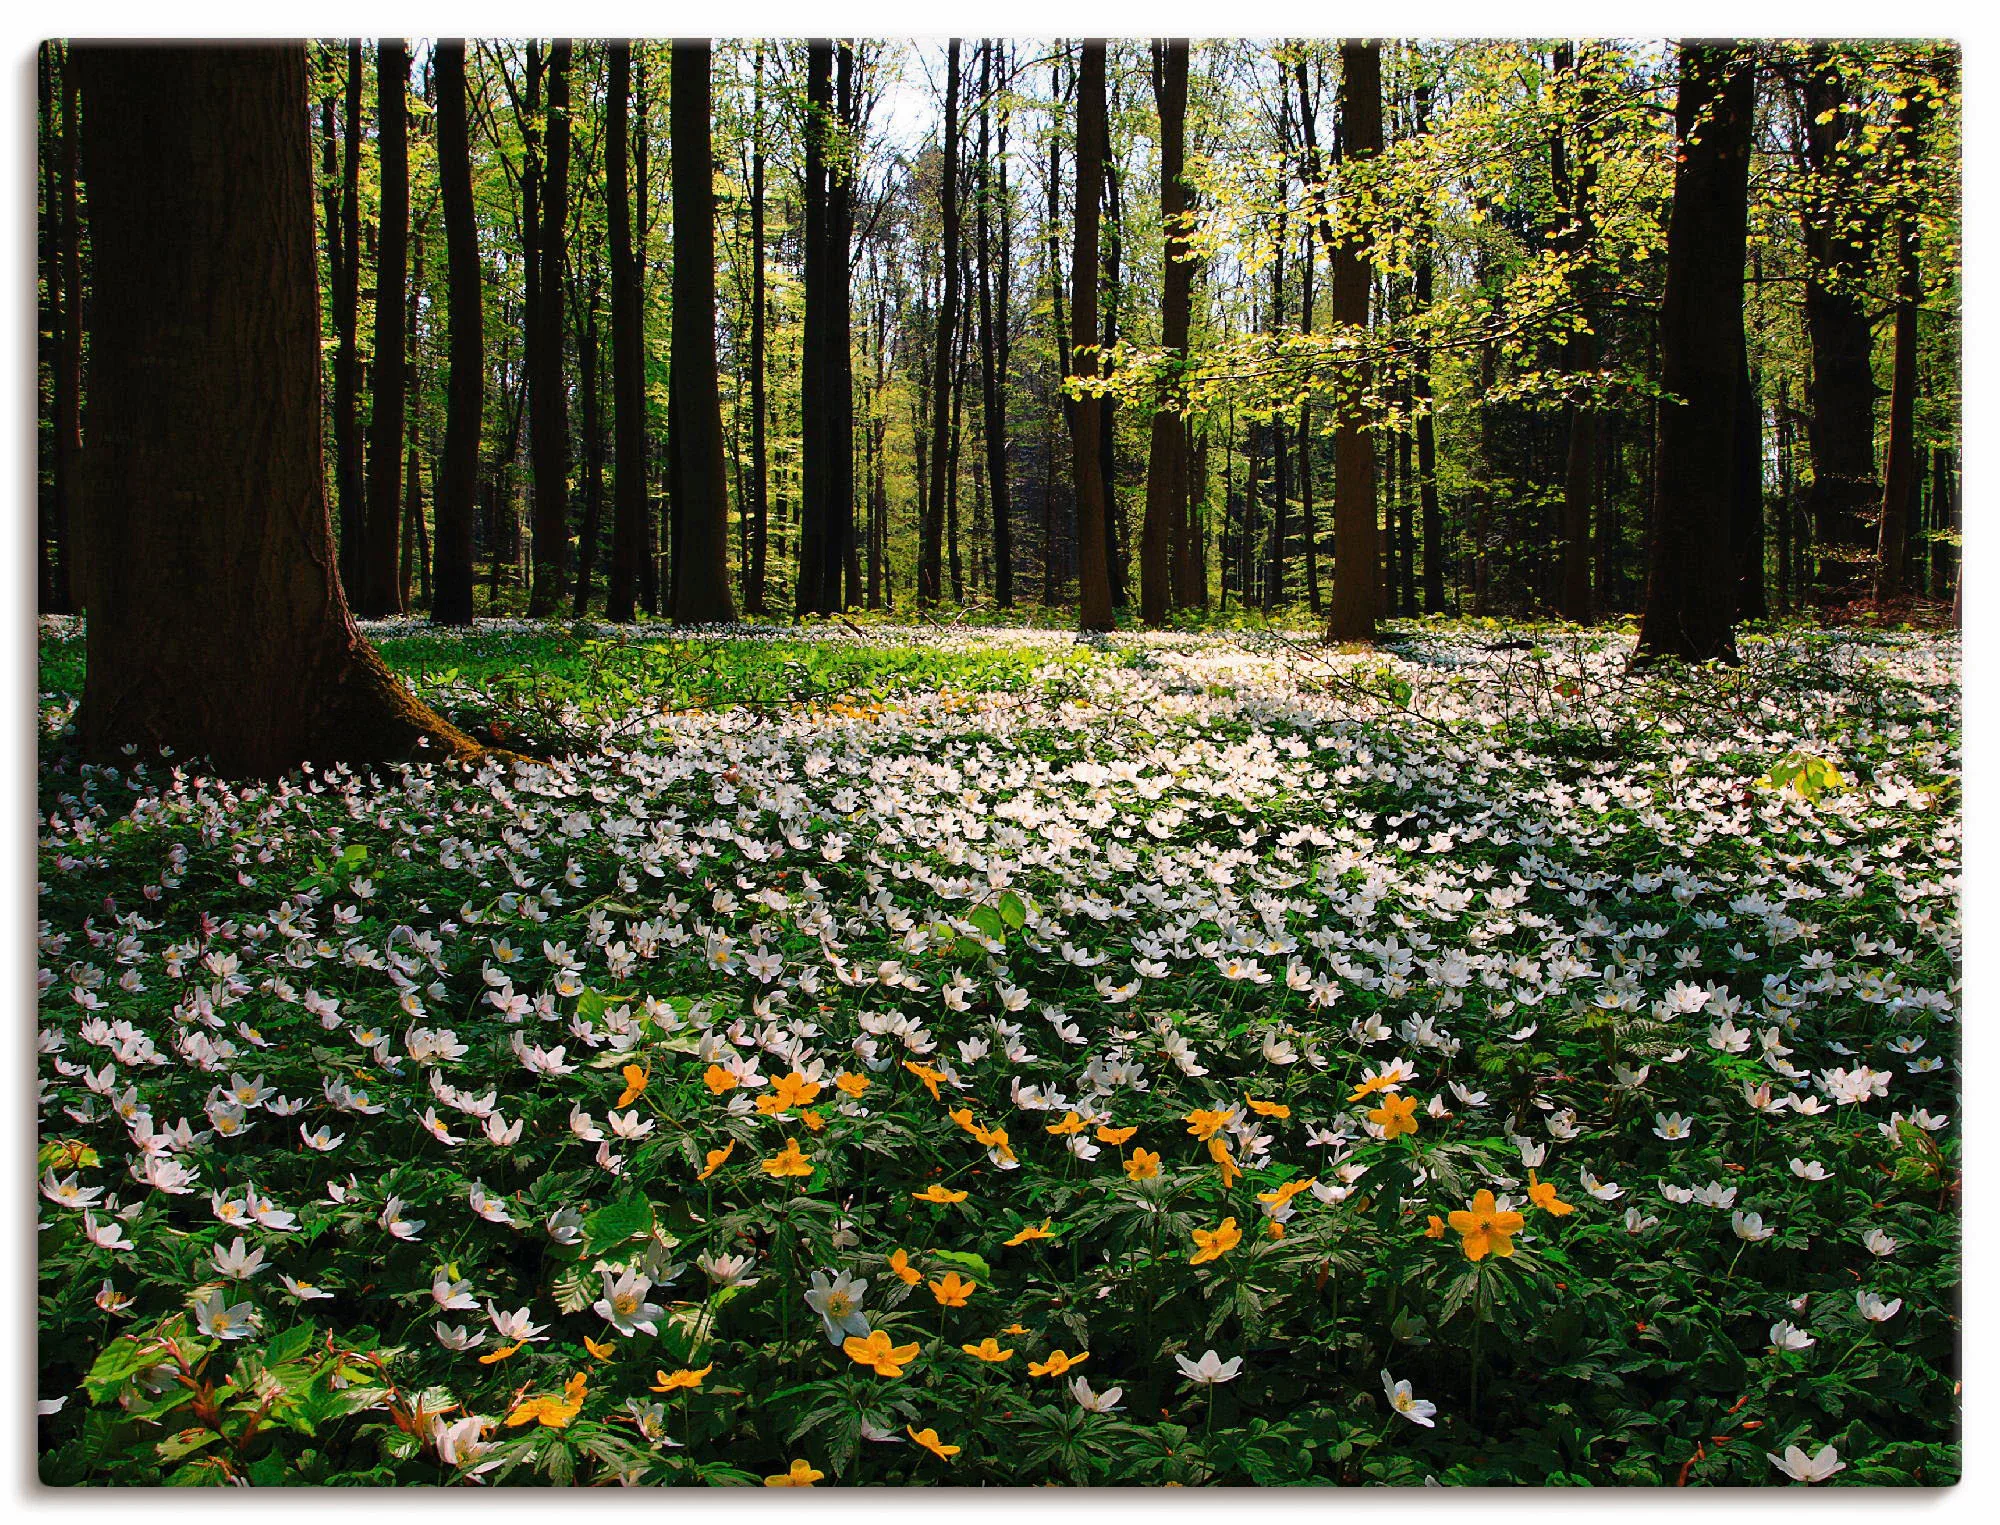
[84,1335,170,1402]
[585,1194,656,1251]
[997,891,1027,930]
[967,906,1006,942]
[929,1249,991,1281]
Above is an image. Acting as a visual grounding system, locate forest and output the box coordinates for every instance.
[35,38,1959,1489]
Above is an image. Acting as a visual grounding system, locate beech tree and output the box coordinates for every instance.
[1323,40,1383,644]
[1635,42,1757,664]
[432,39,482,626]
[1069,39,1115,632]
[71,42,479,775]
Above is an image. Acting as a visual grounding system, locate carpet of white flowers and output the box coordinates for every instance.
[36,620,1959,1486]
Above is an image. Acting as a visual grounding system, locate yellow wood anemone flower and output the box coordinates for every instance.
[1208,1136,1241,1188]
[583,1335,617,1361]
[1004,1219,1054,1247]
[505,1371,587,1429]
[1046,1111,1087,1136]
[1184,1108,1231,1142]
[615,1064,649,1108]
[1526,1171,1577,1217]
[765,1458,824,1486]
[1097,1124,1137,1146]
[908,1426,961,1460]
[903,1061,946,1100]
[1245,1095,1291,1119]
[1349,1073,1395,1104]
[889,1247,922,1285]
[911,1184,968,1204]
[1447,1190,1526,1261]
[835,1071,869,1099]
[1256,1177,1316,1208]
[477,1340,524,1365]
[757,1071,822,1114]
[843,1330,922,1377]
[650,1364,712,1393]
[1368,1092,1420,1141]
[960,1337,1014,1363]
[702,1064,738,1095]
[1125,1148,1162,1181]
[929,1271,977,1306]
[1027,1348,1088,1378]
[697,1141,735,1181]
[761,1138,814,1179]
[1190,1216,1242,1265]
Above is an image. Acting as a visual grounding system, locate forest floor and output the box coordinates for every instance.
[35,617,1959,1485]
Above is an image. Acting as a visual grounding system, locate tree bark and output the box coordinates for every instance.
[526,40,573,615]
[1554,43,1600,624]
[1874,80,1930,604]
[1068,40,1116,631]
[745,44,770,616]
[333,40,365,599]
[669,40,738,624]
[1324,41,1383,643]
[360,39,410,617]
[43,44,80,613]
[72,43,481,776]
[1141,39,1192,629]
[978,40,1017,610]
[1635,42,1755,665]
[1734,354,1767,619]
[920,40,964,608]
[605,40,645,623]
[1796,47,1881,600]
[431,40,482,626]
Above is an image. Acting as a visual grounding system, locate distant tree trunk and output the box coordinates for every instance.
[834,43,860,607]
[1797,47,1880,601]
[1324,40,1383,643]
[1265,199,1289,615]
[1299,234,1321,616]
[606,40,645,624]
[798,40,834,615]
[1141,38,1192,629]
[1415,210,1445,612]
[1874,81,1930,604]
[431,40,481,626]
[572,274,604,615]
[1554,43,1600,623]
[399,225,425,613]
[633,46,660,616]
[744,44,770,616]
[72,43,481,775]
[1067,40,1116,631]
[359,39,409,617]
[527,40,573,616]
[977,40,1017,610]
[669,40,737,624]
[1734,354,1767,619]
[334,39,365,598]
[948,293,968,603]
[921,40,963,607]
[1102,151,1127,610]
[1774,379,1795,611]
[1635,42,1755,665]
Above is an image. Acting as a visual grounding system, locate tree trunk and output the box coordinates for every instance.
[572,275,604,616]
[43,44,80,612]
[1070,40,1116,631]
[360,39,409,617]
[1554,44,1600,624]
[606,40,645,624]
[921,40,963,607]
[1141,38,1192,629]
[334,40,365,599]
[798,40,834,615]
[1797,47,1881,601]
[744,44,770,616]
[1634,42,1755,665]
[527,40,573,616]
[977,40,1017,611]
[72,43,481,775]
[669,40,738,624]
[1324,40,1383,643]
[633,46,660,617]
[432,40,481,626]
[1874,81,1930,604]
[1735,355,1767,619]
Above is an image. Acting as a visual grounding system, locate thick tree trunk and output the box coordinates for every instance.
[834,44,860,608]
[606,40,645,624]
[1102,153,1127,609]
[1797,48,1880,600]
[798,40,833,615]
[573,279,604,615]
[1734,356,1767,619]
[42,44,80,613]
[1141,38,1192,629]
[432,40,481,626]
[359,40,410,617]
[1324,41,1383,643]
[633,46,660,617]
[1874,83,1929,604]
[527,40,573,616]
[1069,40,1116,631]
[1634,42,1755,665]
[72,43,481,775]
[921,41,964,608]
[669,41,738,624]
